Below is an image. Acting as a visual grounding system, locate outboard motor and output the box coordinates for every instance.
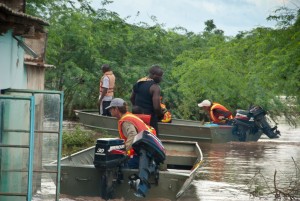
[129,130,166,197]
[232,106,280,141]
[232,109,259,141]
[249,106,280,138]
[93,138,127,199]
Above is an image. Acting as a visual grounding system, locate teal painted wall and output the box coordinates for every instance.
[0,30,27,91]
[0,30,29,201]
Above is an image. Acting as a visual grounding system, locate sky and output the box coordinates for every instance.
[94,0,297,36]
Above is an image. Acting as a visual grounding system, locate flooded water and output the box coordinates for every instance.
[194,122,300,201]
[34,121,300,201]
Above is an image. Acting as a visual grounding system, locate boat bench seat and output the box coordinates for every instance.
[164,150,197,169]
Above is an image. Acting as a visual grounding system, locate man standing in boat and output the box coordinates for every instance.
[106,98,156,168]
[97,64,115,116]
[130,65,164,136]
[198,100,233,124]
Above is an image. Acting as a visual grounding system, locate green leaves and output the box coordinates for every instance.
[170,7,300,123]
[28,1,300,123]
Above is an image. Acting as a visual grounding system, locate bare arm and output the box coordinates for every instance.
[150,84,163,118]
[99,88,108,102]
[98,76,109,106]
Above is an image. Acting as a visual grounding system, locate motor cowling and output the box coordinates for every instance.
[93,138,127,169]
[129,130,166,197]
[93,138,127,200]
[232,106,280,141]
[131,130,166,164]
[235,109,253,122]
[232,109,258,141]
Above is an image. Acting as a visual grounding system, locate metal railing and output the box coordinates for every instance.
[0,89,64,201]
[0,95,35,201]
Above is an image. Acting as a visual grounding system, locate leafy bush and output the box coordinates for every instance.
[62,125,96,156]
[62,125,116,156]
[63,126,94,146]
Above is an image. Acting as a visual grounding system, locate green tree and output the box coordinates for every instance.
[26,0,300,123]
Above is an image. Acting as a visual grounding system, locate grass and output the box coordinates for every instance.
[62,125,116,157]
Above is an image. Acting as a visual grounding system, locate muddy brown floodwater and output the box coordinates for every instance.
[34,121,300,201]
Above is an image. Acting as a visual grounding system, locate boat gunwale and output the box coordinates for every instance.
[74,109,263,143]
[49,139,203,178]
[75,109,232,129]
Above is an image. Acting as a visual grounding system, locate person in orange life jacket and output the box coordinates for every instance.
[130,65,164,136]
[106,98,157,169]
[97,64,115,116]
[197,100,233,124]
[159,96,172,123]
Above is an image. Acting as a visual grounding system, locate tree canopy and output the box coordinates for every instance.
[26,0,300,125]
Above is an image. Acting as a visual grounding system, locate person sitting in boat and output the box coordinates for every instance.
[106,98,156,168]
[159,96,172,123]
[198,100,233,124]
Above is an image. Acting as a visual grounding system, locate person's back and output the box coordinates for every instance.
[133,78,156,114]
[198,99,232,124]
[130,65,164,135]
[210,102,233,123]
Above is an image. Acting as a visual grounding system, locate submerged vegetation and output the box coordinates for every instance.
[26,0,300,126]
[248,158,300,200]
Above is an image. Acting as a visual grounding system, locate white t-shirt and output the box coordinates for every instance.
[99,76,113,101]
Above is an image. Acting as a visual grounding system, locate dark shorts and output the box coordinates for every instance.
[101,101,112,116]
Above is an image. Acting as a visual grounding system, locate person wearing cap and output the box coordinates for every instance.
[106,98,156,168]
[198,100,233,124]
[97,64,115,116]
[130,65,164,136]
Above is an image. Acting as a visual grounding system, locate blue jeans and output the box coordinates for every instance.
[127,155,140,169]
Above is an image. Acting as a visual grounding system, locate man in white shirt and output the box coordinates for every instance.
[98,64,115,116]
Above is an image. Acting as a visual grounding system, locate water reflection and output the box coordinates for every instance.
[196,123,300,200]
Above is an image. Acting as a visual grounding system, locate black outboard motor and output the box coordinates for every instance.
[232,106,280,141]
[129,130,166,197]
[249,106,280,139]
[93,138,127,199]
[232,109,259,141]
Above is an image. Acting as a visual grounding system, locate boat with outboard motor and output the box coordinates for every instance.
[74,105,280,143]
[45,131,203,200]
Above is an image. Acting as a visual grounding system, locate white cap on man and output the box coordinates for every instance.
[198,100,211,107]
[105,98,125,109]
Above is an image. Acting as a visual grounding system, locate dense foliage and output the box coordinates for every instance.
[27,0,300,125]
[62,125,114,156]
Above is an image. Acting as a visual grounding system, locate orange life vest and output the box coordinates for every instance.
[209,102,233,124]
[99,71,115,96]
[118,112,156,156]
[160,102,172,123]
